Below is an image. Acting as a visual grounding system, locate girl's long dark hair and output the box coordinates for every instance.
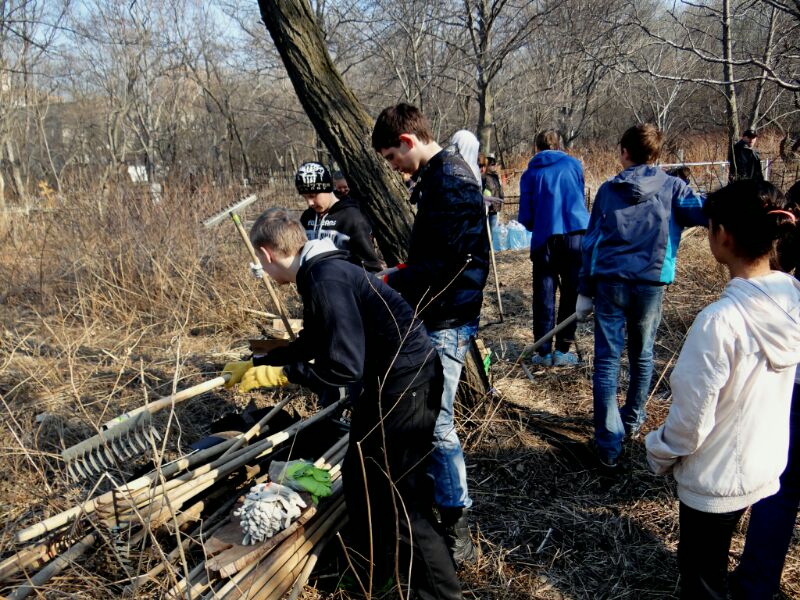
[703,180,797,262]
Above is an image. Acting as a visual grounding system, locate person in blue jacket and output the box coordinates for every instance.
[518,130,589,367]
[576,124,706,468]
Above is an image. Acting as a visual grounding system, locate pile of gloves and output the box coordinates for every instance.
[269,460,333,504]
[233,482,307,545]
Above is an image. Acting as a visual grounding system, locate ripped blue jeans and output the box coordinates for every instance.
[426,319,477,509]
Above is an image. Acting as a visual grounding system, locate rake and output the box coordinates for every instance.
[62,374,230,481]
[203,194,296,339]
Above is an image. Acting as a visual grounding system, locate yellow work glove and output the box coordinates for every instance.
[240,366,289,393]
[222,359,253,388]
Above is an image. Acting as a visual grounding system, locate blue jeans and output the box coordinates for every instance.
[733,382,800,599]
[427,319,477,509]
[592,280,665,461]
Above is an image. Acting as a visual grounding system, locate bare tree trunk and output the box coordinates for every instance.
[722,0,740,150]
[257,0,413,265]
[5,139,27,203]
[477,79,494,154]
[748,5,777,128]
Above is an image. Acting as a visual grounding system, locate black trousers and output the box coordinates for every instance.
[531,232,583,355]
[678,502,745,600]
[343,370,463,600]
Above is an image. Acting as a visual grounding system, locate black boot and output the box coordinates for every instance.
[439,507,478,566]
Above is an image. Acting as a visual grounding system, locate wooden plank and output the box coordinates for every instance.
[205,496,317,579]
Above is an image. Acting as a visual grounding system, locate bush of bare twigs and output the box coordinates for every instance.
[1,163,798,598]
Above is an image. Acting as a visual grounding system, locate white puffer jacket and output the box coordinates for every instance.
[646,272,800,513]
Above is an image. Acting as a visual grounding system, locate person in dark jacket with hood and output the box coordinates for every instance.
[296,161,383,272]
[372,103,489,565]
[518,130,589,367]
[222,208,463,600]
[576,124,706,469]
[728,129,764,183]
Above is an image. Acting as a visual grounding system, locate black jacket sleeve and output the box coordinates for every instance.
[340,210,383,272]
[388,173,483,306]
[253,327,315,367]
[282,280,365,394]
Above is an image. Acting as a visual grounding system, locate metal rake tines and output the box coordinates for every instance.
[63,412,162,481]
[202,194,258,228]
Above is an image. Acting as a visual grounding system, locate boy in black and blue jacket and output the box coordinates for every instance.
[576,124,705,468]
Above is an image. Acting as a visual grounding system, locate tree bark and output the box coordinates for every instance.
[722,0,741,152]
[257,0,413,265]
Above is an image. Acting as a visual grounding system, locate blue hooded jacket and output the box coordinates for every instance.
[518,150,589,250]
[579,164,705,296]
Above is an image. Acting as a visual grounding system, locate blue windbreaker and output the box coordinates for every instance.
[579,165,705,296]
[518,150,589,250]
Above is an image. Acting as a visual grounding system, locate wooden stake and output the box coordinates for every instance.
[231,213,296,340]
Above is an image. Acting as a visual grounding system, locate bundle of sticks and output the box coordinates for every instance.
[1,398,351,599]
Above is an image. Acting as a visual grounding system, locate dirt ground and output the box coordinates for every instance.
[0,192,798,598]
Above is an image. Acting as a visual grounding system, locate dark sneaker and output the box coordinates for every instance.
[598,454,618,469]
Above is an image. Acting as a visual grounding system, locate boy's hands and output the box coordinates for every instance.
[222,360,253,388]
[240,366,289,392]
[576,295,594,321]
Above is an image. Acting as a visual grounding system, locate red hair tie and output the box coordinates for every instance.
[768,209,797,223]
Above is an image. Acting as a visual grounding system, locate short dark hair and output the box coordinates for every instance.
[703,180,795,261]
[743,129,758,139]
[535,130,562,151]
[332,171,346,181]
[620,124,663,165]
[371,103,434,151]
[250,207,308,258]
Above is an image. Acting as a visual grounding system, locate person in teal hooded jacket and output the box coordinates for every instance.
[518,130,589,367]
[576,124,706,469]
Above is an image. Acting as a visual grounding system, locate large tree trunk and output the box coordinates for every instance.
[257,0,487,407]
[257,0,413,265]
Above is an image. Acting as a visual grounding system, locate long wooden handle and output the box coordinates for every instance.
[231,213,297,340]
[102,375,230,426]
[515,313,578,365]
[486,211,504,321]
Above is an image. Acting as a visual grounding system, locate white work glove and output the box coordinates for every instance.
[576,294,594,322]
[249,261,264,279]
[233,482,307,545]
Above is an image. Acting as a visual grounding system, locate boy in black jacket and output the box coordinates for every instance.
[296,161,383,272]
[223,208,462,600]
[372,103,489,564]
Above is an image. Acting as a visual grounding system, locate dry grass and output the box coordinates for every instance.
[1,177,799,599]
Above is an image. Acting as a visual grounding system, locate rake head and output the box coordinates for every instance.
[62,412,162,481]
[202,194,259,228]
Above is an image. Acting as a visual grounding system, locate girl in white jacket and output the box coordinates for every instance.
[645,180,800,600]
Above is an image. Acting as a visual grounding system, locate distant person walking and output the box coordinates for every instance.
[728,129,764,182]
[518,130,588,367]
